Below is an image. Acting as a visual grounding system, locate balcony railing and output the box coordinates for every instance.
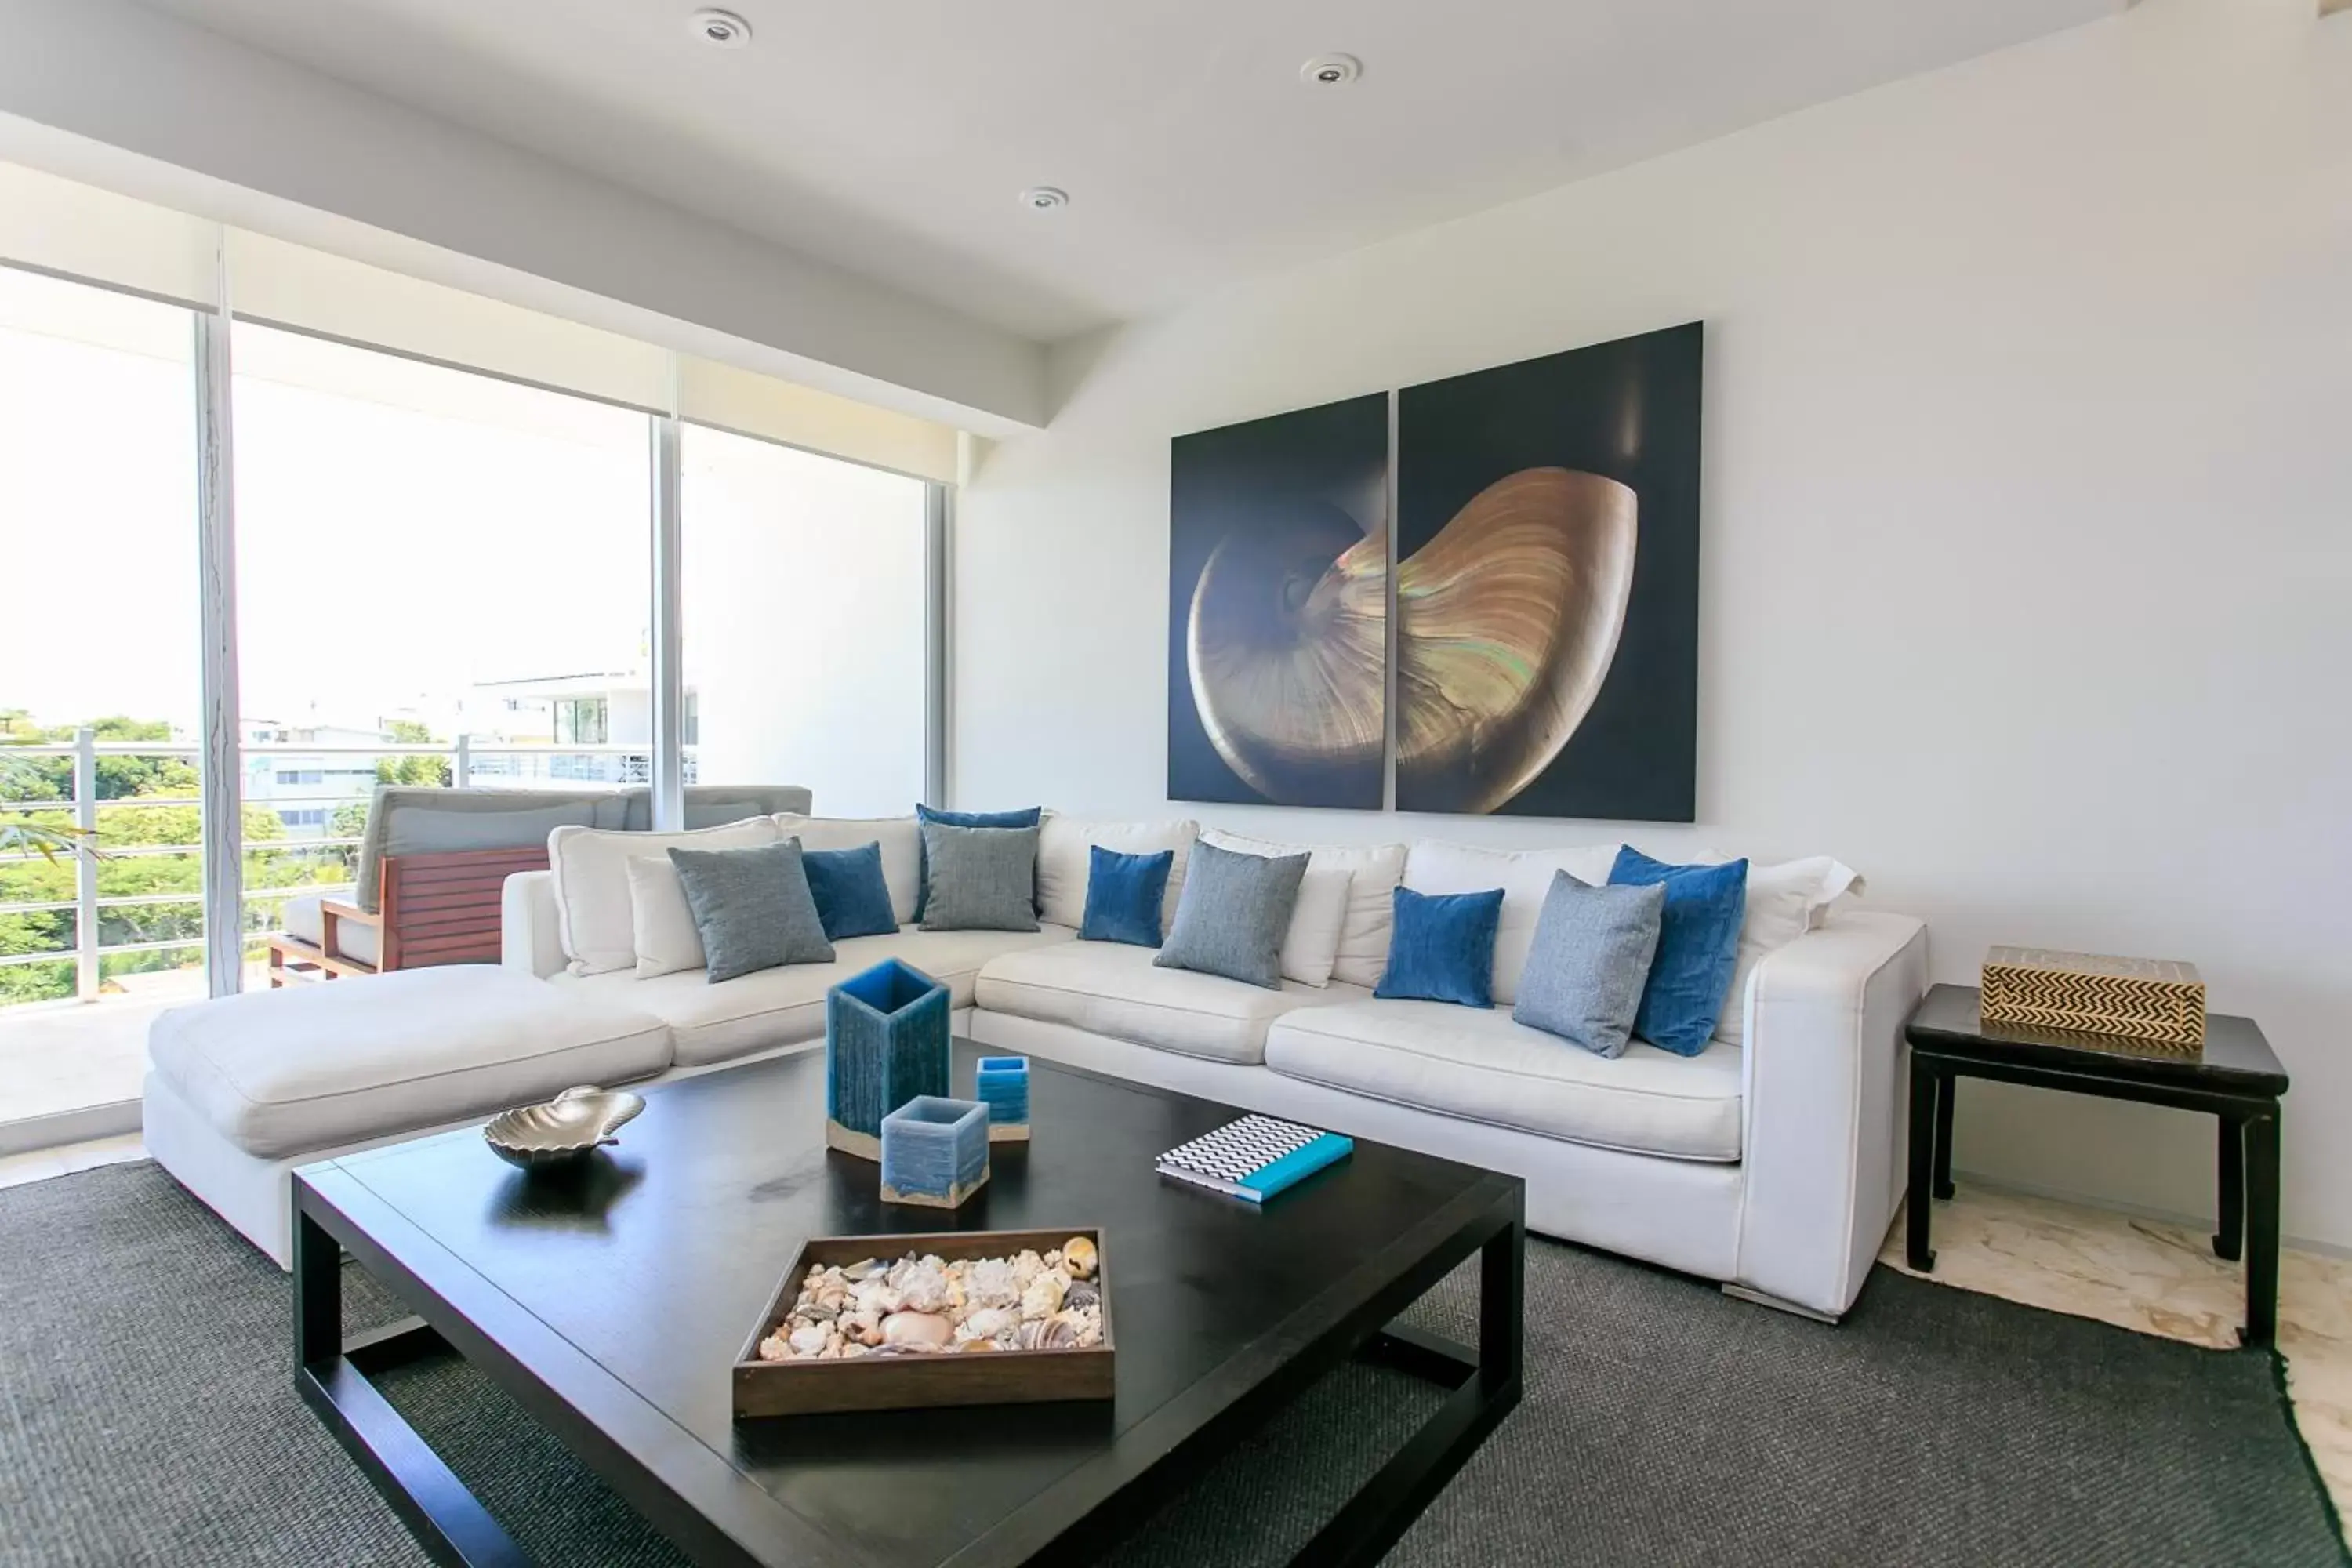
[2,730,688,1005]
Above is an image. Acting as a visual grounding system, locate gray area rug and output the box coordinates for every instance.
[0,1161,2340,1567]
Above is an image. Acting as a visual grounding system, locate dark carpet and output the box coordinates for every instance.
[0,1162,2341,1568]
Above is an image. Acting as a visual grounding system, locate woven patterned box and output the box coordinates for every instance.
[1979,947,2206,1048]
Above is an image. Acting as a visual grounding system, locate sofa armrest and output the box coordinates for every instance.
[502,870,568,979]
[1731,908,1929,1318]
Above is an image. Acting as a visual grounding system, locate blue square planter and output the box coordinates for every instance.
[825,959,950,1160]
[975,1055,1031,1143]
[878,1096,989,1209]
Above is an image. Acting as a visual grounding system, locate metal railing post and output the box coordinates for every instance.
[453,733,472,789]
[74,728,99,1001]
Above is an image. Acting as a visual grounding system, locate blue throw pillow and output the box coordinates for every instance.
[1609,847,1748,1055]
[914,804,1041,919]
[798,839,899,941]
[1374,885,1504,1007]
[1079,845,1174,947]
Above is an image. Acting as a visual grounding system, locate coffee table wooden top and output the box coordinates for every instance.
[297,1040,1520,1568]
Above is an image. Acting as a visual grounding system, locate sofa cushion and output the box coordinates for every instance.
[280,893,382,968]
[1078,845,1174,947]
[1402,839,1622,1005]
[774,815,923,925]
[1704,853,1865,1048]
[1153,840,1307,990]
[550,818,781,975]
[383,800,598,860]
[915,804,1042,919]
[146,967,672,1161]
[1037,815,1196,933]
[976,938,1363,1065]
[918,822,1043,933]
[670,840,834,981]
[683,799,767,829]
[1610,848,1748,1056]
[1200,829,1403,989]
[801,841,900,941]
[1511,873,1664,1059]
[358,786,629,909]
[1374,885,1504,1008]
[1264,999,1743,1162]
[563,926,1075,1067]
[626,857,705,979]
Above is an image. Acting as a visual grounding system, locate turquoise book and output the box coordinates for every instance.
[1155,1115,1353,1204]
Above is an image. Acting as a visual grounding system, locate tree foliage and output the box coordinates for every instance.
[376,717,452,789]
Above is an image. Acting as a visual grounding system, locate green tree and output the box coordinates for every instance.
[376,718,452,789]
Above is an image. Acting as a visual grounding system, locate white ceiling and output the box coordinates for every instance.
[133,0,2117,342]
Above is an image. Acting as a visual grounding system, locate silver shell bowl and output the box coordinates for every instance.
[483,1085,645,1171]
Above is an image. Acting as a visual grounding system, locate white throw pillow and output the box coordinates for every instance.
[1279,868,1353,988]
[626,856,705,979]
[1710,854,1865,1046]
[1402,839,1624,1005]
[1199,828,1402,988]
[549,818,780,976]
[772,813,921,925]
[1038,815,1198,932]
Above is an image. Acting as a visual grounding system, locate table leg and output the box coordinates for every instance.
[1907,1057,1937,1271]
[294,1203,342,1369]
[1288,1203,1523,1568]
[1932,1068,1957,1201]
[2214,1116,2245,1264]
[2243,1106,2280,1349]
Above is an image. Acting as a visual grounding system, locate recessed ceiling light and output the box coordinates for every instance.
[1019,186,1070,212]
[689,9,752,49]
[1300,53,1362,88]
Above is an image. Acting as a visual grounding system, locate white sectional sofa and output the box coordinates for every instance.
[145,807,1926,1322]
[505,811,1926,1321]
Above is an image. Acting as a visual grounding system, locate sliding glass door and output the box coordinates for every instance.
[228,323,654,950]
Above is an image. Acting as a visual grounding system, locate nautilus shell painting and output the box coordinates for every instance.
[1392,467,1639,814]
[1168,394,1389,809]
[1169,322,1701,822]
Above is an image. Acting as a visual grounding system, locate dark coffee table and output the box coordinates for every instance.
[1904,983,2288,1346]
[293,1041,1524,1566]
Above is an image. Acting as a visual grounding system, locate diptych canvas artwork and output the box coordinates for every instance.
[1167,323,1702,822]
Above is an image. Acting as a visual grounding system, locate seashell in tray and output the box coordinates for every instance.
[482,1085,645,1170]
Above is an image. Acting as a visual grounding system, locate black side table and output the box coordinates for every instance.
[1904,983,2289,1348]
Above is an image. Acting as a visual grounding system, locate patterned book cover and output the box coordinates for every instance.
[1156,1114,1354,1203]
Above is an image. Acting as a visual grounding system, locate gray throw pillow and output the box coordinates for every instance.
[1512,871,1666,1058]
[1153,840,1308,989]
[668,840,834,983]
[918,822,1041,933]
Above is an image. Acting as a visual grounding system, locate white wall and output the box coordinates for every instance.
[0,0,1046,434]
[956,0,2352,1248]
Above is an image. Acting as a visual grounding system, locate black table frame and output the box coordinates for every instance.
[1904,1037,2281,1348]
[293,1167,1524,1568]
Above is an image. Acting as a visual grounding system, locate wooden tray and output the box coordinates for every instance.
[733,1227,1113,1418]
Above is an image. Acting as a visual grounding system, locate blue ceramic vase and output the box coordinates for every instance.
[825,959,950,1160]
